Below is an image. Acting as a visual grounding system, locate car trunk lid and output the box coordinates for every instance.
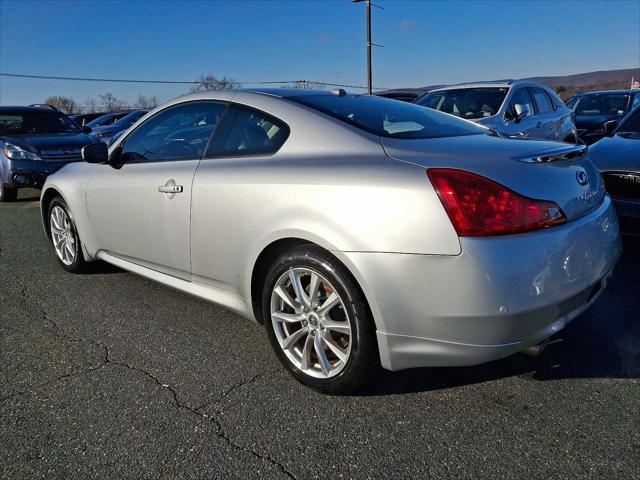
[380,133,605,222]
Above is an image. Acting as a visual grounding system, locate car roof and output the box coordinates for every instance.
[0,105,64,113]
[429,80,545,92]
[573,90,637,96]
[237,88,339,98]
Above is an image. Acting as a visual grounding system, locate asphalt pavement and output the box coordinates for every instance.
[1,189,638,479]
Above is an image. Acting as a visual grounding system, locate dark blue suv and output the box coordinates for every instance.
[0,106,98,201]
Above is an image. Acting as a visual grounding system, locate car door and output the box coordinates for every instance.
[190,101,290,292]
[529,87,557,140]
[501,87,539,138]
[85,100,228,279]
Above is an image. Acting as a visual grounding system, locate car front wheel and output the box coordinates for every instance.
[48,196,87,273]
[262,245,377,394]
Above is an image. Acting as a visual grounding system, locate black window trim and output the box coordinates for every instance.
[202,101,291,160]
[110,99,231,165]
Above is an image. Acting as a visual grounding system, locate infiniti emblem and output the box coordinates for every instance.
[576,170,589,186]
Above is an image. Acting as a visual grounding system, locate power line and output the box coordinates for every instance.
[0,72,390,90]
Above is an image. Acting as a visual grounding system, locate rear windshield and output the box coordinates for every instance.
[415,88,509,120]
[0,110,81,135]
[288,94,484,139]
[566,94,630,115]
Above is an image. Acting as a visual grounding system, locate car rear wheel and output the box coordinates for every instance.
[0,185,17,202]
[48,196,87,273]
[262,245,377,394]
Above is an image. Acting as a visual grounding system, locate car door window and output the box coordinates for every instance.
[530,88,553,114]
[508,88,535,118]
[618,109,640,133]
[632,95,640,110]
[205,104,290,157]
[118,101,228,163]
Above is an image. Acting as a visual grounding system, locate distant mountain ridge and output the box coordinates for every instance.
[382,68,640,99]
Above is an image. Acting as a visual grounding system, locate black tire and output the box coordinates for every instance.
[0,185,17,202]
[262,245,378,394]
[47,196,88,273]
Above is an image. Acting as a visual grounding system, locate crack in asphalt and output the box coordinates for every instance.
[193,367,284,413]
[9,282,298,480]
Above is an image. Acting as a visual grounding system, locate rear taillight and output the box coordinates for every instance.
[427,168,566,237]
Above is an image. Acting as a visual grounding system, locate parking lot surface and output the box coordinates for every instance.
[1,189,638,479]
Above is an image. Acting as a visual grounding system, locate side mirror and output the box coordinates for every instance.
[83,126,92,134]
[514,104,530,122]
[603,120,618,137]
[82,142,109,164]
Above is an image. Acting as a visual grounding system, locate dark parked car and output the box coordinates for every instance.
[84,111,131,129]
[376,90,423,103]
[90,110,148,144]
[69,112,109,127]
[0,106,98,201]
[566,90,640,145]
[588,105,640,236]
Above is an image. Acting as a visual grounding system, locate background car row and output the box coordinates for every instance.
[1,87,638,240]
[0,106,146,200]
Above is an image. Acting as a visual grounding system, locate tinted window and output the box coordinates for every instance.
[508,88,535,117]
[531,88,553,113]
[618,108,640,134]
[290,94,484,139]
[119,101,227,163]
[86,113,124,128]
[569,94,630,115]
[548,91,565,109]
[632,94,640,110]
[0,110,81,135]
[206,104,289,157]
[113,110,148,128]
[415,88,508,119]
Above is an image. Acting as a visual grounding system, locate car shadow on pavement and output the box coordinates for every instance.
[358,243,640,396]
[82,261,125,275]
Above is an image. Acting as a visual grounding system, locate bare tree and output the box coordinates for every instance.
[133,94,161,109]
[98,93,129,112]
[44,95,78,114]
[190,74,239,93]
[84,97,99,113]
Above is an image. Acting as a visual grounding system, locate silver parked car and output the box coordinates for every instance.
[415,81,577,143]
[40,89,620,393]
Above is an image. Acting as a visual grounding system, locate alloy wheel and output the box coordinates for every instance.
[50,206,76,266]
[270,267,352,378]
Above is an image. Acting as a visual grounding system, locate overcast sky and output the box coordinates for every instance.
[1,0,639,105]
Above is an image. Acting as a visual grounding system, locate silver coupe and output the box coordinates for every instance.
[41,89,622,393]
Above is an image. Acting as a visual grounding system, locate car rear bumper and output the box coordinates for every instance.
[341,196,622,371]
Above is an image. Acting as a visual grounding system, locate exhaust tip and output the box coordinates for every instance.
[520,338,550,357]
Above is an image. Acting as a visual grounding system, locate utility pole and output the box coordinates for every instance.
[352,0,383,94]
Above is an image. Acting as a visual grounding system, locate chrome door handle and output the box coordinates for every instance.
[158,185,183,193]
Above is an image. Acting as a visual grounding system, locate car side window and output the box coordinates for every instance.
[118,101,228,163]
[632,95,640,110]
[507,88,535,118]
[530,88,553,114]
[619,109,640,134]
[205,104,290,158]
